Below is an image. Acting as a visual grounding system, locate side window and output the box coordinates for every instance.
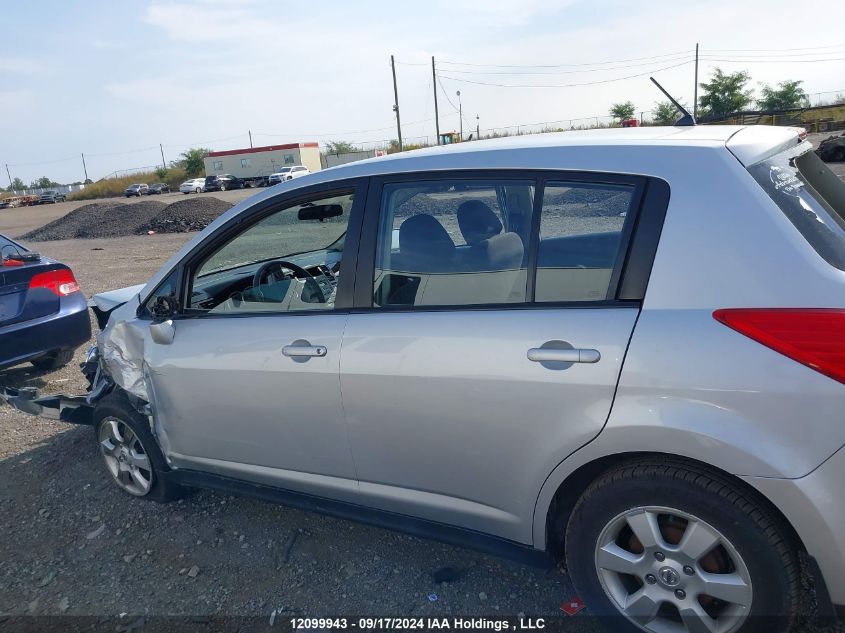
[373,179,534,307]
[188,191,354,314]
[535,181,635,301]
[212,160,223,170]
[240,158,252,168]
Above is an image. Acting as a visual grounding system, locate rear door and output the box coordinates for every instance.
[340,171,663,542]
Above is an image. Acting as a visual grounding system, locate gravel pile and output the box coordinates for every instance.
[22,201,167,241]
[22,197,234,242]
[141,197,234,234]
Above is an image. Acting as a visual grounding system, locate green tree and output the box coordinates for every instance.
[155,166,169,180]
[9,177,26,191]
[698,68,754,119]
[178,148,210,177]
[757,80,807,111]
[653,100,682,125]
[325,140,358,155]
[31,176,58,189]
[610,101,636,121]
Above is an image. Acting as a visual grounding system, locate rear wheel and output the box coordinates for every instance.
[564,459,800,633]
[31,349,74,371]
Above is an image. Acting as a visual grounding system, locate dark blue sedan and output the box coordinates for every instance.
[1,233,91,371]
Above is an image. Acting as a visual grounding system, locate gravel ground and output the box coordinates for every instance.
[2,152,845,629]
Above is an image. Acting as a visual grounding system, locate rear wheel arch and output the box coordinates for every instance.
[543,452,806,564]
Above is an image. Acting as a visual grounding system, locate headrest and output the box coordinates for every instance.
[398,214,456,262]
[457,200,503,245]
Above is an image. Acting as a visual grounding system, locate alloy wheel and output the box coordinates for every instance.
[595,505,752,633]
[98,417,153,496]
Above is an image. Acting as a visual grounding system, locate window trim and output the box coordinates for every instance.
[139,177,368,321]
[354,169,654,312]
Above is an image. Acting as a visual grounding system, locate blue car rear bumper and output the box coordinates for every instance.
[0,292,91,369]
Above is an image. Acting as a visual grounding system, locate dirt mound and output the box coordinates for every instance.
[141,196,234,234]
[21,197,235,241]
[21,201,165,241]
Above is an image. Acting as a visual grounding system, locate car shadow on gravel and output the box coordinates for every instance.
[0,364,53,390]
[0,423,573,621]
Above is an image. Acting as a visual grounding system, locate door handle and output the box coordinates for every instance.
[282,344,327,358]
[527,348,601,363]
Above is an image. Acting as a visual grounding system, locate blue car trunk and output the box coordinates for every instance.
[0,260,61,327]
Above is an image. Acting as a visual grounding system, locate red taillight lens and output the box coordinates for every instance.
[29,269,81,296]
[714,309,845,385]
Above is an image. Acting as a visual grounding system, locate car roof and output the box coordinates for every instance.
[308,125,802,181]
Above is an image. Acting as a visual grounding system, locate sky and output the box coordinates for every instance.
[1,0,844,185]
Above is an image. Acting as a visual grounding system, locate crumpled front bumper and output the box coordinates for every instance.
[0,345,111,424]
[0,386,94,424]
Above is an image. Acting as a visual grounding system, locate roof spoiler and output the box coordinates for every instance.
[650,77,696,127]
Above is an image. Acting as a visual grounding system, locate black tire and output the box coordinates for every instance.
[92,393,182,503]
[564,458,800,633]
[195,187,201,194]
[31,349,75,370]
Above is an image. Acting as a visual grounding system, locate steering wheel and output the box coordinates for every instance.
[252,260,325,303]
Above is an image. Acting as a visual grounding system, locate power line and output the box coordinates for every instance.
[436,49,694,68]
[436,54,695,75]
[699,56,845,64]
[437,59,693,89]
[706,43,845,52]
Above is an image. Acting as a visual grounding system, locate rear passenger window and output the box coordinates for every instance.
[374,180,534,306]
[536,182,635,302]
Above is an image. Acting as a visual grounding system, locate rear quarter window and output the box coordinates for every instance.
[748,146,845,270]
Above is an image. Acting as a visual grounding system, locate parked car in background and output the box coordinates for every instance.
[0,233,90,371]
[203,174,243,192]
[179,178,205,194]
[124,184,149,197]
[268,166,310,185]
[38,190,66,204]
[5,126,845,632]
[149,183,170,195]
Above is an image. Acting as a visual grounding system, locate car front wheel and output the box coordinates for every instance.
[564,459,800,633]
[93,394,181,502]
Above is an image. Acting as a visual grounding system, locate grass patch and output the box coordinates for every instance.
[69,167,194,201]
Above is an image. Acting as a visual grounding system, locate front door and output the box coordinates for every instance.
[144,185,364,500]
[341,173,644,542]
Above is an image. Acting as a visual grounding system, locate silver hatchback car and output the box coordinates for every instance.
[5,125,845,632]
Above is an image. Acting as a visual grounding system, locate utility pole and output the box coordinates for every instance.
[476,114,480,140]
[432,56,441,145]
[457,90,463,141]
[249,130,253,148]
[160,144,166,169]
[390,55,403,151]
[5,163,12,188]
[693,42,700,120]
[81,153,88,182]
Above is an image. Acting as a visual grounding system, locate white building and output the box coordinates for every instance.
[204,142,322,179]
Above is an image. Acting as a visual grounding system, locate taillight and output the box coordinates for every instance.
[713,309,845,385]
[29,268,81,296]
